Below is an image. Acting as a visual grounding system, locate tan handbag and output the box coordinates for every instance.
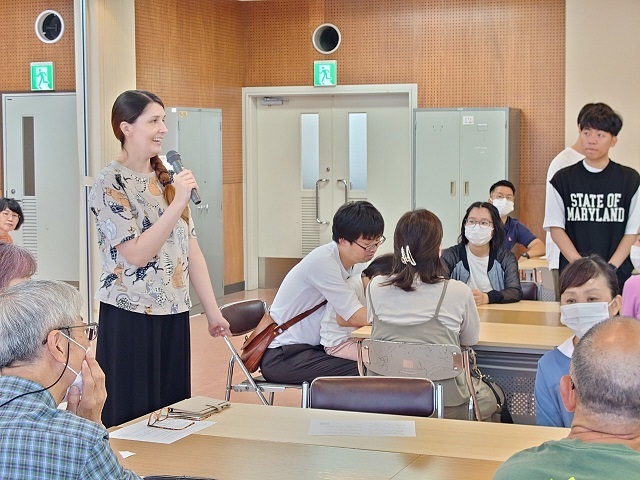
[240,300,327,373]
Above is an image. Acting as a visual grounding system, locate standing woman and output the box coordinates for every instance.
[0,198,24,244]
[89,90,230,428]
[441,202,522,305]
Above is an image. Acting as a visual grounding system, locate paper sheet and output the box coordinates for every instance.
[110,419,215,444]
[119,451,136,459]
[308,419,416,437]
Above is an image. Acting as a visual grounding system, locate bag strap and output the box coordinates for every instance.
[274,300,328,335]
[462,348,483,421]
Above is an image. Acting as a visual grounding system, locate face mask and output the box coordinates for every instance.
[630,245,640,271]
[560,301,613,338]
[465,225,493,247]
[59,332,88,402]
[491,198,514,217]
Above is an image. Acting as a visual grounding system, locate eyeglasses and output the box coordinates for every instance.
[61,323,99,342]
[148,407,195,430]
[492,194,514,202]
[0,210,19,220]
[147,403,229,430]
[465,220,493,229]
[353,235,386,252]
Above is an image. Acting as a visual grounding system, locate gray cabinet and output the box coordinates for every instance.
[163,108,224,312]
[413,108,520,248]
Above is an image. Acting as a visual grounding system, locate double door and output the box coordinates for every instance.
[255,93,412,265]
[163,108,224,309]
[414,108,520,248]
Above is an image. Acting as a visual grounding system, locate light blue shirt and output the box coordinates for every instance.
[534,340,574,427]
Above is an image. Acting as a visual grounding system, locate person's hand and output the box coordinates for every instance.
[472,289,489,306]
[66,348,106,427]
[207,311,231,337]
[172,169,199,207]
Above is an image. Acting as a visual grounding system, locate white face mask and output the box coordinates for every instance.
[491,198,514,217]
[59,332,88,402]
[560,301,613,338]
[465,225,493,247]
[630,245,640,271]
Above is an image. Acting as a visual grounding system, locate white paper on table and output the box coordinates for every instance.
[308,419,416,437]
[119,451,136,459]
[110,419,215,444]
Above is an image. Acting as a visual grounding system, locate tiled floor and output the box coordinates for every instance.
[190,288,303,408]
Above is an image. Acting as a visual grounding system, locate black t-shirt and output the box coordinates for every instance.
[550,160,640,287]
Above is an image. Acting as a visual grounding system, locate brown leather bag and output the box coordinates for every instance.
[240,300,327,373]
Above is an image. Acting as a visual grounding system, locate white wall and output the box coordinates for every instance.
[566,0,640,170]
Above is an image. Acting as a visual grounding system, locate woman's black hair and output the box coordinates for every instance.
[459,201,504,251]
[559,255,618,299]
[362,253,394,279]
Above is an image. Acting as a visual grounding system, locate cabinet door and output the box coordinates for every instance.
[458,110,508,220]
[414,110,461,248]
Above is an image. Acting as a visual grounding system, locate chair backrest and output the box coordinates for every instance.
[308,376,436,417]
[520,281,538,300]
[219,299,267,336]
[360,339,463,381]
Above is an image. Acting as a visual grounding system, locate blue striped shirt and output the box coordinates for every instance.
[0,375,140,479]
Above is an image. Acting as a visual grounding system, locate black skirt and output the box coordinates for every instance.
[96,302,191,428]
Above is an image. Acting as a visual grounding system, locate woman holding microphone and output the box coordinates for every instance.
[90,90,230,427]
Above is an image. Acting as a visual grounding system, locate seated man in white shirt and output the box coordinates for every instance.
[494,317,640,479]
[260,201,385,384]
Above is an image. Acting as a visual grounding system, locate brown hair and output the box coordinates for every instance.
[111,90,189,224]
[559,255,618,298]
[384,209,448,292]
[0,243,36,291]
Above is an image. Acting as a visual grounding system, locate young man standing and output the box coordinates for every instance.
[488,180,545,259]
[544,104,640,289]
[260,201,385,384]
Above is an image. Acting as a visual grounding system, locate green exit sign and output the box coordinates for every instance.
[314,60,337,87]
[31,62,55,91]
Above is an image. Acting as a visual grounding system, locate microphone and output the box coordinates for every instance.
[166,150,201,205]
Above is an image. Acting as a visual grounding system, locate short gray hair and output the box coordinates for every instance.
[571,317,640,422]
[0,280,82,368]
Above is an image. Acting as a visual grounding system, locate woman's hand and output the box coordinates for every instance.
[472,289,490,306]
[207,311,231,337]
[172,169,199,207]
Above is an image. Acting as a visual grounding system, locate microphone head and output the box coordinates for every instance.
[166,150,181,166]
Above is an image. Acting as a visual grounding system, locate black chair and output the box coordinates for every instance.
[520,281,539,300]
[308,376,437,417]
[220,299,308,406]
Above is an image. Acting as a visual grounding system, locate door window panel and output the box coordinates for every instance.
[349,112,367,190]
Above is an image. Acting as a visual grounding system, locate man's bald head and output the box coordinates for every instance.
[570,317,640,422]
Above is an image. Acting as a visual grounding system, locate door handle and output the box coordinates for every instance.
[450,181,456,196]
[316,178,329,224]
[337,178,348,205]
[463,181,469,196]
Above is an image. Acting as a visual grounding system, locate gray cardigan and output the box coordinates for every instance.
[441,243,522,303]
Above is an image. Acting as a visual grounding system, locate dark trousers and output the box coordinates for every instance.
[260,344,359,384]
[96,302,191,428]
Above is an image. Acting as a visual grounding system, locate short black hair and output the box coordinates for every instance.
[579,103,623,136]
[0,198,24,230]
[489,180,515,196]
[332,201,384,243]
[577,103,596,124]
[362,253,394,279]
[459,201,505,250]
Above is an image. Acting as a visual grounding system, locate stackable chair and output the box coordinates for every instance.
[220,299,308,407]
[358,339,474,419]
[308,376,437,417]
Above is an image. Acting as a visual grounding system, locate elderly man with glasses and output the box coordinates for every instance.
[0,280,140,479]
